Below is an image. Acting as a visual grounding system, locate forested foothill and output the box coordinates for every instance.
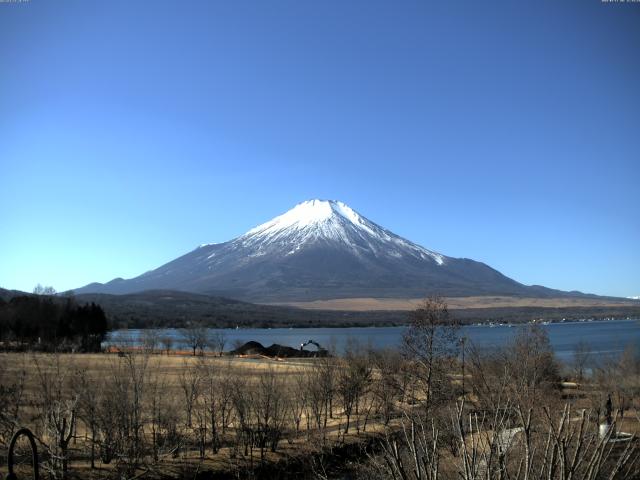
[76,291,640,329]
[1,287,639,330]
[0,293,108,352]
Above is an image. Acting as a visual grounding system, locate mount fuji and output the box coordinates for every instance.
[75,200,576,302]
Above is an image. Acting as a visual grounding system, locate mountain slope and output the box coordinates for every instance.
[74,200,583,302]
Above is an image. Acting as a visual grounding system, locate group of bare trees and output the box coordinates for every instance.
[137,326,226,357]
[0,344,414,479]
[1,297,638,480]
[366,297,640,480]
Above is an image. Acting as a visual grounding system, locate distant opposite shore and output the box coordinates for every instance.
[2,287,640,330]
[272,295,640,311]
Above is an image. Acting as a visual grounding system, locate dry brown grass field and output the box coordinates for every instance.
[1,318,638,480]
[0,351,393,479]
[274,295,638,311]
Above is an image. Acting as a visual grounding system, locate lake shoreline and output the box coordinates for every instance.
[106,318,640,362]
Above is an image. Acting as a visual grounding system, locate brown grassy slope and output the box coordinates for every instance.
[272,295,639,311]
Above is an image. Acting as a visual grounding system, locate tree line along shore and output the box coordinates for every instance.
[2,288,640,337]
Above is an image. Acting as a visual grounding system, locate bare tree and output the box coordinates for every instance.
[371,349,402,426]
[160,335,174,355]
[371,413,441,480]
[571,340,592,382]
[255,366,288,458]
[149,384,182,462]
[96,384,118,465]
[217,361,235,436]
[75,368,101,469]
[403,296,459,413]
[147,365,168,462]
[179,359,202,428]
[337,353,371,435]
[100,351,150,476]
[181,324,208,356]
[141,329,161,354]
[289,372,308,435]
[305,358,336,444]
[230,376,255,460]
[199,358,224,454]
[508,325,560,410]
[207,331,227,357]
[33,354,77,480]
[193,381,209,460]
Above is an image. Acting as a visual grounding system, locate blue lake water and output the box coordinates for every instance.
[106,319,640,363]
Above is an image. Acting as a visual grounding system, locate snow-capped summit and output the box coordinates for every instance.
[239,200,445,265]
[75,199,545,302]
[246,200,353,232]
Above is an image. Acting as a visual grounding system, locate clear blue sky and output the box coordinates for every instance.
[1,0,638,297]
